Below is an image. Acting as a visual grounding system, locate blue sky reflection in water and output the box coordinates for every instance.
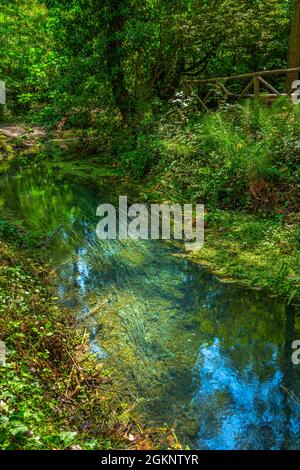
[0,164,299,449]
[194,338,300,449]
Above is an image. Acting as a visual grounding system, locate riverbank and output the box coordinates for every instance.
[0,124,45,171]
[186,210,300,303]
[0,233,130,450]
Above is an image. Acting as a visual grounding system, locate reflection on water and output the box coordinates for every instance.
[0,163,299,449]
[195,339,299,449]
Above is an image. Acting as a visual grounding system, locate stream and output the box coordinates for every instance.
[1,162,300,450]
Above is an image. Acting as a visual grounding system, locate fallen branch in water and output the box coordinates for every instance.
[44,224,63,246]
[280,384,300,405]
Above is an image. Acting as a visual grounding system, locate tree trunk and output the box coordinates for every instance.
[106,1,131,125]
[287,0,300,91]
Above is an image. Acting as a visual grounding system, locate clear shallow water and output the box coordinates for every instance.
[1,163,299,449]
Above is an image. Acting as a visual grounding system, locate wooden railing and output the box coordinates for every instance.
[183,67,300,111]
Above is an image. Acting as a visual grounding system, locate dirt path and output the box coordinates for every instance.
[0,124,46,147]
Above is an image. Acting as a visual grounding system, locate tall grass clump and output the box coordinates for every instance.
[135,99,300,212]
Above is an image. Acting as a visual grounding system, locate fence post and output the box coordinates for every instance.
[254,74,260,99]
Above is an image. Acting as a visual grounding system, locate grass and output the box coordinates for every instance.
[187,210,300,303]
[49,159,124,179]
[137,100,300,212]
[0,231,131,449]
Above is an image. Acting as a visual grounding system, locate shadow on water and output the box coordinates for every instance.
[0,163,299,449]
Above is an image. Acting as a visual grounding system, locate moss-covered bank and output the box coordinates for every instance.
[186,210,300,303]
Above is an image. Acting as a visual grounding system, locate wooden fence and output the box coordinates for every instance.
[183,67,300,111]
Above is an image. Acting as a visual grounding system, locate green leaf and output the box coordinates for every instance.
[58,431,77,448]
[9,422,29,436]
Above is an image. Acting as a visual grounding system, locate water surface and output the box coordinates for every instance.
[1,163,299,449]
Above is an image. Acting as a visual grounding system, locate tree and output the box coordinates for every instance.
[104,0,132,124]
[287,0,300,91]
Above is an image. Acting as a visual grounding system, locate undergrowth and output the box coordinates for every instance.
[122,99,299,213]
[0,223,179,450]
[0,235,132,449]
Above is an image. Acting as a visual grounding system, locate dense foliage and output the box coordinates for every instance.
[0,235,130,450]
[0,0,295,123]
